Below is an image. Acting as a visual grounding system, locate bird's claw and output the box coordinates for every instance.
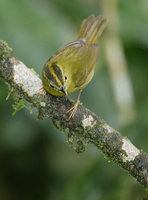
[66,101,79,120]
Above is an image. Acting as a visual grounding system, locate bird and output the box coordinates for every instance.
[42,15,107,120]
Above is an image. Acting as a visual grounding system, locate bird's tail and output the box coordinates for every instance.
[78,15,107,44]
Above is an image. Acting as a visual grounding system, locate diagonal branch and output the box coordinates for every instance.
[0,40,148,188]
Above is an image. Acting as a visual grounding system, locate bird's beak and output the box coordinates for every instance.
[60,86,67,95]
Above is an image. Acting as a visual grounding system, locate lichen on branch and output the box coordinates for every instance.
[0,40,148,189]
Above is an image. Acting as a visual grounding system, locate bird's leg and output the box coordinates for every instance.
[66,90,82,120]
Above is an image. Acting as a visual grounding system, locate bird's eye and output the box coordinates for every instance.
[50,84,54,88]
[65,76,67,81]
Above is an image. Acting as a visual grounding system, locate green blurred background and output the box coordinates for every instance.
[0,0,148,199]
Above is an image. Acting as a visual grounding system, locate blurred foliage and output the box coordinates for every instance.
[0,0,148,199]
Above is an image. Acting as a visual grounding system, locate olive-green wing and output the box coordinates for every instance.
[70,42,98,88]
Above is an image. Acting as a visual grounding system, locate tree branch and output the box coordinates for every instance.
[0,40,148,188]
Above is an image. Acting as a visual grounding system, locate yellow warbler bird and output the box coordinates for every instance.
[42,15,107,119]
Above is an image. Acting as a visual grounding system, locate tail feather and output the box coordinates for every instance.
[78,15,95,39]
[78,15,107,44]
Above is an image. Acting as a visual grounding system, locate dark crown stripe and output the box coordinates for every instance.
[44,65,59,86]
[52,63,64,85]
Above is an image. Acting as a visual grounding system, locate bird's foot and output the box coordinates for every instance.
[66,101,79,120]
